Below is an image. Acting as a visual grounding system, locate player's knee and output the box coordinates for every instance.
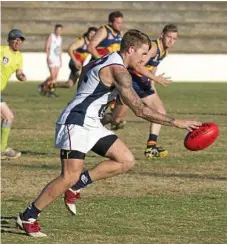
[61,172,80,188]
[122,154,135,172]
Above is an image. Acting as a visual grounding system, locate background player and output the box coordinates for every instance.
[1,29,27,159]
[39,24,63,96]
[88,11,123,60]
[107,24,178,159]
[54,27,97,89]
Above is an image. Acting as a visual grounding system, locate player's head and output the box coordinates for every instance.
[108,11,123,32]
[160,24,178,49]
[54,24,63,36]
[120,29,151,68]
[7,29,25,51]
[83,27,98,41]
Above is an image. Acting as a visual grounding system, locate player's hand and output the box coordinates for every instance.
[173,119,202,132]
[74,61,82,70]
[153,73,172,87]
[47,57,52,65]
[20,73,27,81]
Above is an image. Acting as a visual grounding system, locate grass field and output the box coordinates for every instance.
[1,82,227,244]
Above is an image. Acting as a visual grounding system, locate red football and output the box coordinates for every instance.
[184,122,219,151]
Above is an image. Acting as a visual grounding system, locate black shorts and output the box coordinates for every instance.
[69,62,79,74]
[60,134,118,160]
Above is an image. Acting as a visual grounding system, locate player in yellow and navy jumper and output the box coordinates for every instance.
[88,11,123,110]
[54,27,97,89]
[88,11,123,60]
[110,24,178,158]
[1,29,27,159]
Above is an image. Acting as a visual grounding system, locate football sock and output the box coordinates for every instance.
[147,134,158,147]
[1,120,11,152]
[71,170,93,191]
[22,202,41,220]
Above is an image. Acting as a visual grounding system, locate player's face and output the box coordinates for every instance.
[162,31,178,49]
[129,43,150,68]
[55,27,63,36]
[9,38,24,51]
[112,17,123,32]
[88,30,96,41]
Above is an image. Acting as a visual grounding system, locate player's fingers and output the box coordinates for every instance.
[186,126,193,132]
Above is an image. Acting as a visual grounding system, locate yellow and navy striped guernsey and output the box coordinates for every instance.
[1,45,23,91]
[128,38,168,91]
[97,25,122,56]
[71,37,90,64]
[146,39,168,71]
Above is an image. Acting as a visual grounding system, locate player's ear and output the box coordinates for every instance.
[127,46,135,55]
[160,32,164,39]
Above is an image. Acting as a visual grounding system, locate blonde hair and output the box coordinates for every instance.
[120,29,151,52]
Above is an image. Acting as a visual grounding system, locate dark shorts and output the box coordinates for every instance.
[60,134,118,160]
[130,71,155,99]
[132,80,155,99]
[69,62,79,74]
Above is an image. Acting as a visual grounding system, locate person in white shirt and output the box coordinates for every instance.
[39,24,63,97]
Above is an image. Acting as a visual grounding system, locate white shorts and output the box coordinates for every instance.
[48,55,61,68]
[55,123,116,154]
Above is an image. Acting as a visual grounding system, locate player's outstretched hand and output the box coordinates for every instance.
[154,73,172,87]
[173,120,202,132]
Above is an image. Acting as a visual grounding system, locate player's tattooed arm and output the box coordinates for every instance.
[112,65,175,126]
[88,27,107,59]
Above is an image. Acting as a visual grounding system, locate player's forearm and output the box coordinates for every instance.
[136,105,176,126]
[135,65,157,81]
[88,45,100,59]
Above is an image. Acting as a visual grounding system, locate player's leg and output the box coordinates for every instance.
[38,58,55,95]
[101,97,128,129]
[142,92,168,159]
[65,130,135,215]
[17,152,85,237]
[0,101,21,159]
[55,64,80,89]
[111,102,128,130]
[46,67,59,97]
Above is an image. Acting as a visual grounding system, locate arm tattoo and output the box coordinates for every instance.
[113,66,175,126]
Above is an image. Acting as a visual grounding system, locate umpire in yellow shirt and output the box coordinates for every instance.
[1,29,26,159]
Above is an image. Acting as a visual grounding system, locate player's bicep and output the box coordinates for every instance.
[112,66,144,116]
[89,27,106,49]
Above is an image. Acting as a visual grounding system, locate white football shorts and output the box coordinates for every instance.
[55,123,115,153]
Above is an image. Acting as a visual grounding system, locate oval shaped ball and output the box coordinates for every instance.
[184,122,219,151]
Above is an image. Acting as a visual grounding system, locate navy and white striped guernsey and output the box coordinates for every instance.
[56,52,125,127]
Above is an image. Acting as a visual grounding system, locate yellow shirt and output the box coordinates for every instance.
[1,46,23,91]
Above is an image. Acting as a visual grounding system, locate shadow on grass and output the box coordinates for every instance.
[21,150,56,157]
[1,216,27,236]
[132,171,227,181]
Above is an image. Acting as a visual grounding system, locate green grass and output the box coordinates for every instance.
[1,82,227,244]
